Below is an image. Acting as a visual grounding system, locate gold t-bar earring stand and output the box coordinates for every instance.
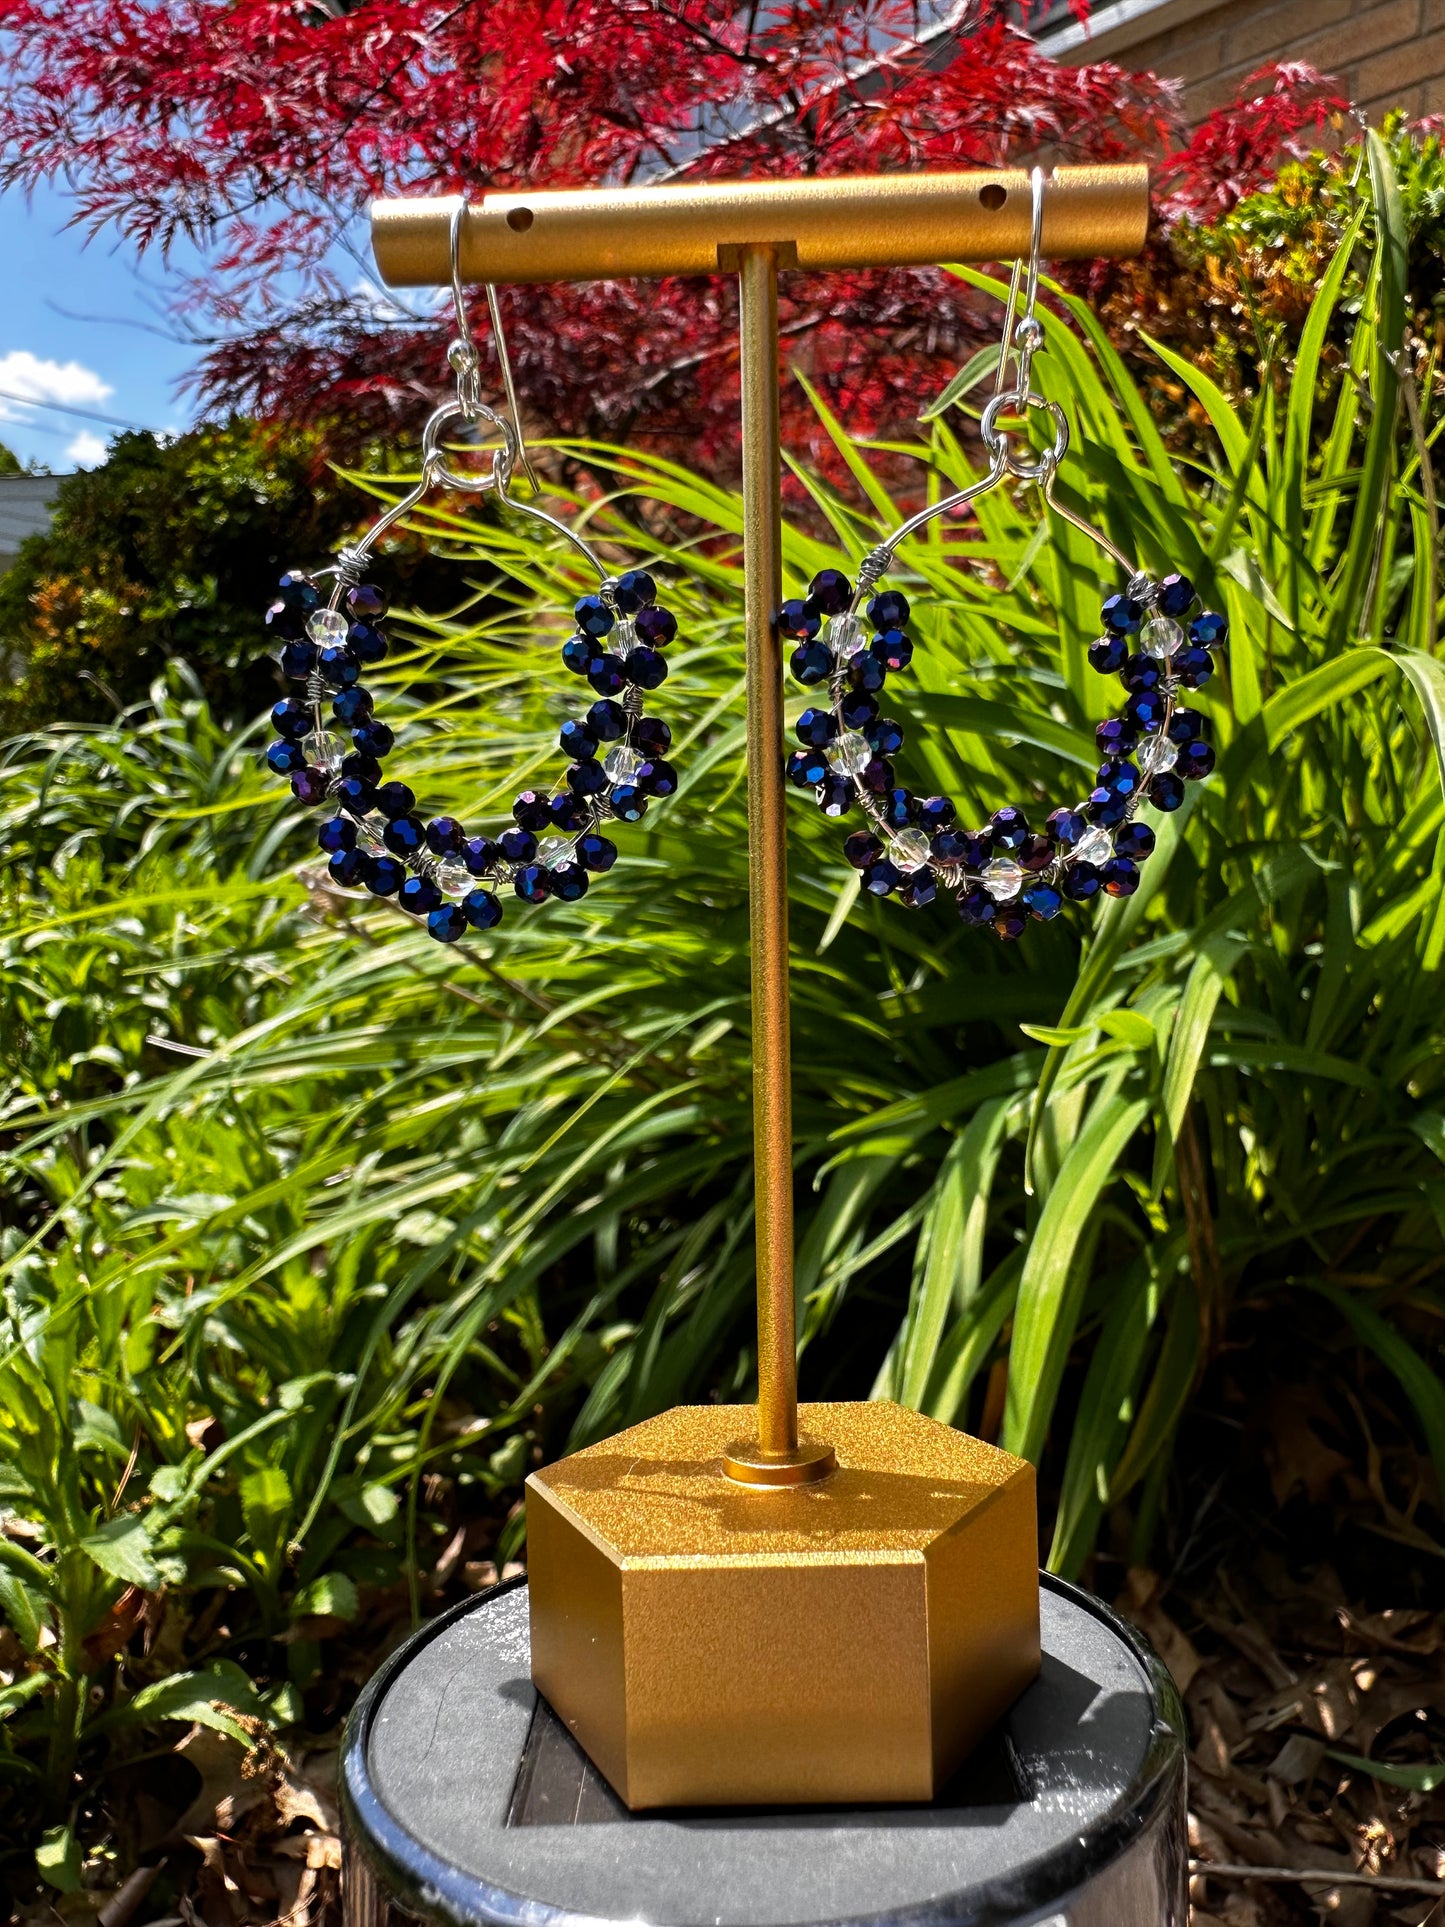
[371,164,1149,1809]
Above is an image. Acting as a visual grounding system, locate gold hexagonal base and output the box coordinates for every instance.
[525,1401,1041,1810]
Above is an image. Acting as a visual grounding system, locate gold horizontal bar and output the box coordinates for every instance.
[370,164,1149,288]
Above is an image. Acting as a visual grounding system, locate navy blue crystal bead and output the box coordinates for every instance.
[1158,573,1194,617]
[550,862,590,902]
[342,752,382,787]
[280,638,317,680]
[352,719,394,759]
[464,836,499,876]
[559,719,597,761]
[1063,862,1102,901]
[271,698,310,740]
[1101,593,1142,635]
[860,757,894,794]
[1125,691,1165,733]
[374,780,415,820]
[611,783,648,822]
[958,886,995,927]
[383,815,425,858]
[1174,646,1213,688]
[334,775,376,816]
[778,597,822,642]
[266,599,307,641]
[994,907,1028,942]
[990,806,1029,851]
[928,828,968,865]
[278,570,320,612]
[635,604,677,647]
[328,847,366,887]
[795,707,837,748]
[575,594,614,638]
[1180,740,1216,781]
[400,874,442,917]
[317,816,356,855]
[577,833,618,872]
[348,622,388,666]
[847,649,886,693]
[1046,807,1087,847]
[867,589,910,630]
[790,640,833,686]
[840,689,878,730]
[613,570,656,615]
[1190,610,1228,648]
[809,568,853,616]
[319,644,360,687]
[625,646,668,690]
[1086,787,1129,828]
[365,854,405,895]
[331,686,373,726]
[513,790,552,832]
[1121,654,1163,693]
[425,816,464,856]
[549,792,590,832]
[867,716,905,757]
[638,758,678,797]
[917,795,956,832]
[845,830,884,870]
[1101,856,1140,898]
[563,636,600,676]
[347,582,387,620]
[788,747,827,787]
[879,788,915,830]
[500,828,537,864]
[1148,772,1187,811]
[463,888,503,929]
[1167,708,1204,745]
[1088,634,1128,675]
[587,699,627,741]
[514,864,552,903]
[587,655,627,698]
[860,858,901,897]
[567,759,608,798]
[817,774,852,816]
[1023,881,1063,921]
[1114,821,1156,860]
[428,903,468,943]
[1019,834,1054,873]
[634,715,671,756]
[1096,716,1137,760]
[267,739,308,776]
[900,869,937,909]
[1097,759,1142,799]
[870,629,912,674]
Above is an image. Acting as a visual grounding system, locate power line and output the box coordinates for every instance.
[0,387,161,432]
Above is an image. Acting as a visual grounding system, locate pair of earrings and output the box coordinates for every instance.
[259,176,1224,946]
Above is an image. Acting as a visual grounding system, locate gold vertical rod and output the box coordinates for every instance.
[738,244,796,1462]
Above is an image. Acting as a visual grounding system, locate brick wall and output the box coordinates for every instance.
[1053,0,1445,120]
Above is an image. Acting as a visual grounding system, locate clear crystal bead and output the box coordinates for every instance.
[604,744,643,783]
[982,858,1025,902]
[1138,735,1179,780]
[1141,615,1185,657]
[537,835,575,865]
[305,607,348,644]
[357,825,385,855]
[828,730,871,775]
[611,617,638,661]
[827,613,865,657]
[889,828,932,873]
[1073,827,1114,867]
[303,728,345,774]
[436,858,472,895]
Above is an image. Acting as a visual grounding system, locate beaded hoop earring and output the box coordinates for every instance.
[781,170,1226,941]
[259,202,680,945]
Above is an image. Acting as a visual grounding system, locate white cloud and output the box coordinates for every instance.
[64,430,108,469]
[0,349,114,413]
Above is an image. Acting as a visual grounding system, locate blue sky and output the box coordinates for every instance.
[0,179,203,471]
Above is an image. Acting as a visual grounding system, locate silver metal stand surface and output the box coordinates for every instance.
[339,1573,1187,1927]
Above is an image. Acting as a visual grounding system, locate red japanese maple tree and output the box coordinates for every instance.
[0,0,1345,467]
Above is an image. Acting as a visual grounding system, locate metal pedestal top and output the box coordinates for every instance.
[340,1574,1186,1927]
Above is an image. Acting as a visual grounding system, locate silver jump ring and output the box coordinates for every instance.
[980,388,1069,481]
[420,398,518,494]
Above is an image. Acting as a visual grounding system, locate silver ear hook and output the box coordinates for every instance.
[447,198,541,495]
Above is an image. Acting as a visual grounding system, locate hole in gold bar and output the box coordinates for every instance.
[979,185,1006,211]
[507,208,534,232]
